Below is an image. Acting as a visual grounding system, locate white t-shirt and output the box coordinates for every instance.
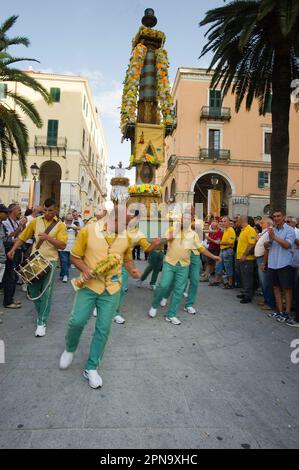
[254,228,270,257]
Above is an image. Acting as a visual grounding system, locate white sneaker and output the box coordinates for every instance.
[183,292,188,298]
[22,284,27,293]
[83,369,103,389]
[184,306,197,315]
[114,315,125,324]
[62,275,68,283]
[35,325,46,337]
[160,298,168,307]
[149,307,157,318]
[166,317,181,325]
[93,308,97,318]
[71,264,76,269]
[151,285,156,291]
[59,351,74,369]
[136,279,143,288]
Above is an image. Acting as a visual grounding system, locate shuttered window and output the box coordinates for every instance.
[47,120,58,146]
[50,87,61,102]
[0,83,8,99]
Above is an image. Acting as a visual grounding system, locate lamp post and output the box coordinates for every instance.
[211,175,219,188]
[28,163,40,209]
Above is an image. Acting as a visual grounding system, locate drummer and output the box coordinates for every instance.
[7,198,68,337]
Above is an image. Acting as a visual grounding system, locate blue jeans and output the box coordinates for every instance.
[59,251,71,278]
[256,256,276,309]
[215,248,235,277]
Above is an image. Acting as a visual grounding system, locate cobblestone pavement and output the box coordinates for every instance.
[0,261,298,449]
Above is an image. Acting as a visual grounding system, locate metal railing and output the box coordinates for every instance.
[199,148,231,161]
[167,154,177,170]
[34,136,67,149]
[200,106,231,120]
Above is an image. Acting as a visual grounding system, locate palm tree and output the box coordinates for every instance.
[199,0,299,213]
[0,15,51,178]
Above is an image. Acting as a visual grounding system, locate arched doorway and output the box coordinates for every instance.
[170,179,176,202]
[40,161,62,206]
[193,172,233,217]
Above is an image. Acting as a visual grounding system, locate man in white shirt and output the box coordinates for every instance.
[254,217,276,311]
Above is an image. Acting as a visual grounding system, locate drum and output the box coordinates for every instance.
[15,251,52,285]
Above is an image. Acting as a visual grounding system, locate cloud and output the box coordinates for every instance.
[94,81,123,121]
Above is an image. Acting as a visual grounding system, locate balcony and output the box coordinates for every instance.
[199,148,231,161]
[34,136,67,157]
[200,106,231,121]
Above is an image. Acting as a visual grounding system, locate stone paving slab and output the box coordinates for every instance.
[0,261,299,449]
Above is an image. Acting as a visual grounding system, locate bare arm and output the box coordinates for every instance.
[70,255,93,281]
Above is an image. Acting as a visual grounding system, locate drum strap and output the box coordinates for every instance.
[35,220,59,250]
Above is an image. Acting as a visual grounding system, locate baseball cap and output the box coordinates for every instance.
[0,204,9,213]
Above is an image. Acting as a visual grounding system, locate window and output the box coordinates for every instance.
[82,129,85,149]
[0,83,7,99]
[263,130,272,161]
[208,128,221,158]
[86,103,89,118]
[264,94,272,114]
[88,145,91,163]
[258,171,270,189]
[209,90,221,115]
[83,95,86,111]
[50,88,60,102]
[47,120,58,146]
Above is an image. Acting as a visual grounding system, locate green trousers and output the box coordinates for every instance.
[28,261,57,326]
[65,287,120,370]
[141,251,164,286]
[116,266,129,314]
[152,261,189,318]
[185,253,202,308]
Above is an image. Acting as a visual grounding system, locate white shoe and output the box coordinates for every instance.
[151,285,156,291]
[83,369,103,389]
[183,292,188,298]
[71,264,76,269]
[114,314,125,324]
[166,317,181,325]
[22,284,27,293]
[136,279,143,288]
[59,351,74,369]
[93,308,97,318]
[149,307,157,318]
[62,275,68,283]
[184,306,197,315]
[35,325,46,337]
[160,298,168,307]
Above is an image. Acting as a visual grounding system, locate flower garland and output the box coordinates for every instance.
[129,153,159,167]
[120,43,147,131]
[128,184,162,195]
[132,26,166,48]
[155,48,175,126]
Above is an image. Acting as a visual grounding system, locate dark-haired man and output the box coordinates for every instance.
[7,199,68,337]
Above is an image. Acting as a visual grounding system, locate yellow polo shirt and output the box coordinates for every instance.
[236,225,257,260]
[165,227,205,267]
[19,216,68,261]
[220,227,236,250]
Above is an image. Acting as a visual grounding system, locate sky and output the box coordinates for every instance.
[1,0,225,183]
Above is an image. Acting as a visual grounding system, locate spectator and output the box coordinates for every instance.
[207,221,223,286]
[255,217,276,311]
[72,210,84,228]
[2,204,27,309]
[266,210,296,323]
[213,216,236,289]
[236,215,257,303]
[289,224,299,327]
[0,204,9,323]
[59,213,79,283]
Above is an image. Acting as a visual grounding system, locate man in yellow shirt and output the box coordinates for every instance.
[7,198,68,337]
[236,215,257,303]
[149,213,220,325]
[213,216,236,289]
[59,206,141,389]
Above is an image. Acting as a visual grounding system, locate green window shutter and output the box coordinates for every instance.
[50,88,61,102]
[0,160,2,177]
[47,120,58,146]
[258,171,265,188]
[210,90,221,109]
[0,83,8,99]
[265,94,272,114]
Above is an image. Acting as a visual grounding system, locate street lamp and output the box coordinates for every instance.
[28,163,40,208]
[211,175,219,187]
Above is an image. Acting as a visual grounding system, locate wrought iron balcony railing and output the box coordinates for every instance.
[200,106,231,121]
[199,148,231,161]
[34,136,67,149]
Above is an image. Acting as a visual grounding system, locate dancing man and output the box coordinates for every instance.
[59,206,141,389]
